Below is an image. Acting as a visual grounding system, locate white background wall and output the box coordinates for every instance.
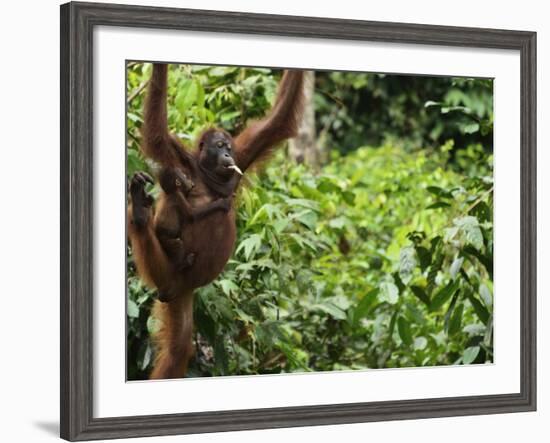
[0,0,546,441]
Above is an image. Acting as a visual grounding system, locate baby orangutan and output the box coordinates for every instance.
[154,167,232,302]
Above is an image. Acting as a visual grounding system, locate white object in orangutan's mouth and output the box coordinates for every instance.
[227,165,243,175]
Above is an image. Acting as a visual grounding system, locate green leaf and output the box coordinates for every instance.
[430,236,442,252]
[249,67,271,74]
[388,310,399,337]
[218,279,239,297]
[352,289,379,326]
[426,186,453,199]
[234,307,255,324]
[369,256,383,270]
[195,80,205,107]
[272,218,289,234]
[430,280,460,311]
[397,316,413,346]
[146,315,161,335]
[449,257,464,280]
[463,346,480,365]
[328,216,347,229]
[444,226,459,242]
[314,302,347,320]
[127,299,139,318]
[248,203,279,225]
[415,246,432,272]
[127,149,148,177]
[470,200,491,223]
[141,345,152,370]
[330,294,352,311]
[410,285,430,307]
[424,100,441,108]
[291,210,318,230]
[220,110,241,123]
[413,336,428,351]
[379,281,399,305]
[342,191,356,205]
[454,216,484,250]
[289,233,318,252]
[461,122,480,134]
[127,112,142,123]
[463,323,486,335]
[467,291,490,324]
[317,178,340,193]
[392,272,406,294]
[426,201,451,209]
[484,314,493,348]
[285,198,320,211]
[462,245,493,279]
[479,283,492,307]
[175,79,198,110]
[441,105,470,114]
[209,66,236,76]
[235,234,262,260]
[398,246,417,285]
[443,289,460,329]
[448,303,464,336]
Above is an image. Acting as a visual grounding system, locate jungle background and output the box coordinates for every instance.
[126,63,494,380]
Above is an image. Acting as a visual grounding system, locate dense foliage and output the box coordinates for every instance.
[126,63,493,380]
[315,71,493,154]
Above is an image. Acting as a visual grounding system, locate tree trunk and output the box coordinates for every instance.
[289,71,319,167]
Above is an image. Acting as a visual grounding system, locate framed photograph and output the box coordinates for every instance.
[60,1,536,441]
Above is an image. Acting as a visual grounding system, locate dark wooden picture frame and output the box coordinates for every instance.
[60,2,537,441]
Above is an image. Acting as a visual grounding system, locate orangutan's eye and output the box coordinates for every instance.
[217,141,224,148]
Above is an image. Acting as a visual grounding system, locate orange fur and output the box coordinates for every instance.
[149,293,195,379]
